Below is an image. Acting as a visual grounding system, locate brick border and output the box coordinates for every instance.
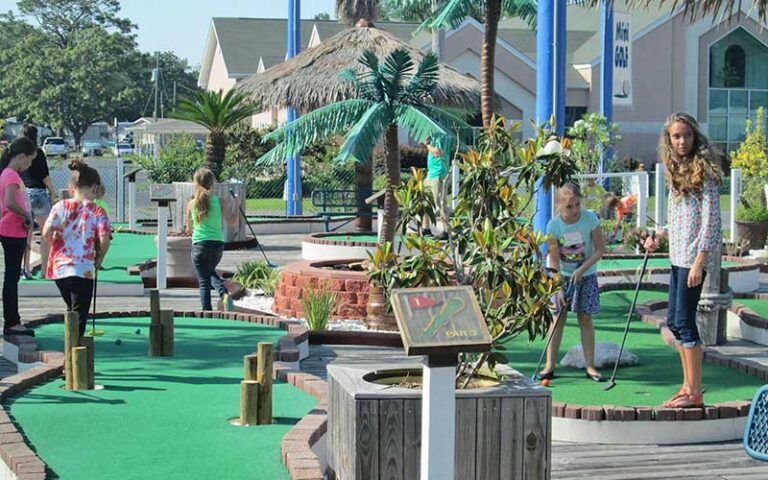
[2,310,310,480]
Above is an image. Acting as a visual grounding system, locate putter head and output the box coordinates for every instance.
[228,188,237,198]
[603,380,616,391]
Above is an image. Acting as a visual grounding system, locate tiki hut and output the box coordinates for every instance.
[237,20,481,112]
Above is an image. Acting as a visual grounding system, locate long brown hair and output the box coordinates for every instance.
[192,168,215,224]
[658,112,722,195]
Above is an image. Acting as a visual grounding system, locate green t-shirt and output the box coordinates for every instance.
[426,138,450,179]
[546,210,601,277]
[191,195,224,243]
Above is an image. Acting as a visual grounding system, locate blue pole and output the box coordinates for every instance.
[286,0,302,215]
[555,0,567,138]
[599,1,614,188]
[534,0,554,236]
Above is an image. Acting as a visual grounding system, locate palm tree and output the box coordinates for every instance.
[394,0,536,127]
[258,49,472,243]
[594,0,767,21]
[170,89,258,179]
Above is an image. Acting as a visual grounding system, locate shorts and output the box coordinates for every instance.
[27,189,51,217]
[560,274,601,314]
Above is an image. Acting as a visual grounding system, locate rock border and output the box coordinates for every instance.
[1,310,316,480]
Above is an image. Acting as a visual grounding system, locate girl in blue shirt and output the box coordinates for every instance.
[537,182,606,382]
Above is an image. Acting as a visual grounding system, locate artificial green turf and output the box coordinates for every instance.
[597,257,739,271]
[736,298,768,320]
[6,317,316,480]
[23,233,155,284]
[503,290,764,406]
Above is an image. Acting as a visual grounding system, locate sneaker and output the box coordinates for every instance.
[22,270,33,281]
[223,293,234,312]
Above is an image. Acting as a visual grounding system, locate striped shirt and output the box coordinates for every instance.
[667,180,721,269]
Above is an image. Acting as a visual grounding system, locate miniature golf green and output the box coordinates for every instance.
[502,290,763,406]
[598,258,740,271]
[736,298,768,320]
[5,317,316,480]
[22,232,155,284]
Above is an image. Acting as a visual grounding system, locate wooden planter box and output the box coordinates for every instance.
[327,363,551,480]
[171,182,246,242]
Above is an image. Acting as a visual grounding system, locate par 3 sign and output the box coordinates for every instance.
[613,11,632,106]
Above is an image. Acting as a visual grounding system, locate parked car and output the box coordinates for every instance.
[42,137,68,157]
[81,141,103,157]
[113,142,134,156]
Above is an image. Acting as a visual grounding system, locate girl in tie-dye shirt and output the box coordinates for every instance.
[646,113,722,409]
[43,161,111,337]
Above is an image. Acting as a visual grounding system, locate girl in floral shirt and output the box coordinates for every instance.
[43,161,111,337]
[646,113,722,408]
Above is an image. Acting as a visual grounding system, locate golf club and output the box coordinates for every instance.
[531,281,577,381]
[89,265,105,336]
[228,188,275,268]
[603,231,655,391]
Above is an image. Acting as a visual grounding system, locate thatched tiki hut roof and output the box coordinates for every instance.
[238,21,481,111]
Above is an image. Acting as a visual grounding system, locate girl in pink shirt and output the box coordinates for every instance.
[0,137,37,336]
[43,161,111,337]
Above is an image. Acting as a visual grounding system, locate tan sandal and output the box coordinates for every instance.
[661,387,689,407]
[667,392,704,409]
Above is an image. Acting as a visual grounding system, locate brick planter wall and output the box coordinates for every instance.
[273,260,370,320]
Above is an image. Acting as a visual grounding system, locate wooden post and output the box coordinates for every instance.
[240,380,259,426]
[696,242,723,346]
[160,310,174,356]
[148,325,163,357]
[64,311,80,390]
[81,336,95,389]
[256,342,273,425]
[150,289,161,325]
[244,354,258,381]
[72,346,89,390]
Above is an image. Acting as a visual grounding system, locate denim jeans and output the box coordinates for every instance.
[55,276,94,337]
[666,266,706,348]
[1,236,26,329]
[191,241,226,310]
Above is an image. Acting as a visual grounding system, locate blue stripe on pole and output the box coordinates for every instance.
[286,0,302,215]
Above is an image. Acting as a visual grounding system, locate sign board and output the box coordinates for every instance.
[391,286,492,356]
[149,184,176,203]
[613,11,632,106]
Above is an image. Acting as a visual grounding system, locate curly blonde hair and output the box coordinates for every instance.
[658,112,722,195]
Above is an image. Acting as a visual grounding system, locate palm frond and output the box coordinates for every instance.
[502,0,538,29]
[336,0,379,25]
[170,89,258,134]
[257,99,373,165]
[336,103,392,163]
[418,104,476,145]
[424,0,477,32]
[381,49,415,101]
[394,105,450,145]
[356,50,386,101]
[583,0,766,22]
[403,52,439,102]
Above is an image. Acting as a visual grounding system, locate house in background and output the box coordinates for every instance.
[198,3,768,168]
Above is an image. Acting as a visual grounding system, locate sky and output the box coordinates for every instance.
[0,0,339,66]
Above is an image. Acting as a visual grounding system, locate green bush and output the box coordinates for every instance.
[301,288,335,331]
[222,124,278,197]
[136,134,203,183]
[737,204,768,222]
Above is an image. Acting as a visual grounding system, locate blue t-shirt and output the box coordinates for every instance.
[546,209,600,277]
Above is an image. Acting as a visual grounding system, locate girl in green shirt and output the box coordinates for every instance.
[185,168,237,310]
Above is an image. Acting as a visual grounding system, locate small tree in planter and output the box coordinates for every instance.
[731,108,768,250]
[368,115,579,382]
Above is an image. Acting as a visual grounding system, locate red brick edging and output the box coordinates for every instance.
[2,310,311,480]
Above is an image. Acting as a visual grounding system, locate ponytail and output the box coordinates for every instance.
[0,137,37,173]
[68,159,102,189]
[192,168,216,224]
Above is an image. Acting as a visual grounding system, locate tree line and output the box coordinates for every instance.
[0,0,199,146]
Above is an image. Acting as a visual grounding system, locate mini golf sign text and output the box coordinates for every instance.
[391,286,491,356]
[613,11,632,106]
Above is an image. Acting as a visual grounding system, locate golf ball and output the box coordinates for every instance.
[115,338,122,345]
[134,328,141,335]
[541,379,550,387]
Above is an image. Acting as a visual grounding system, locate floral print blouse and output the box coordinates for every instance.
[44,199,111,280]
[667,180,721,270]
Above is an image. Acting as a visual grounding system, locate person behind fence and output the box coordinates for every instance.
[19,125,56,280]
[43,161,111,337]
[604,192,637,242]
[644,112,721,409]
[0,138,37,337]
[537,182,606,383]
[186,167,238,311]
[420,136,449,241]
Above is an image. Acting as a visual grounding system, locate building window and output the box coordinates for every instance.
[708,28,768,155]
[565,107,587,129]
